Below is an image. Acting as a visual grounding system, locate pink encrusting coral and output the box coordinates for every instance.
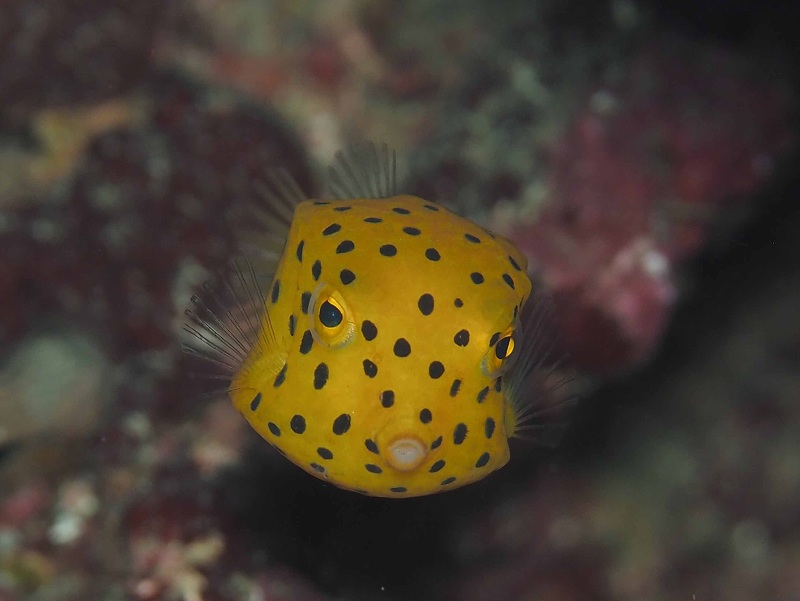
[510,40,793,373]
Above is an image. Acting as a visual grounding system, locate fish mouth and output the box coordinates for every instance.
[375,417,430,472]
[385,435,428,471]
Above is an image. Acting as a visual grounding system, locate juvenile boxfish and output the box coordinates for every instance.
[184,144,567,498]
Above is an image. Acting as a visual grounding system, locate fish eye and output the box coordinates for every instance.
[309,284,354,348]
[319,299,343,328]
[481,326,518,378]
[495,334,514,360]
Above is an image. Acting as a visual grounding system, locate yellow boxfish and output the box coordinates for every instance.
[184,143,568,498]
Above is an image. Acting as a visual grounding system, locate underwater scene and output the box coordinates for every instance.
[1,0,798,599]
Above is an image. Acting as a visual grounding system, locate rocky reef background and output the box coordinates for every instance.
[0,1,798,600]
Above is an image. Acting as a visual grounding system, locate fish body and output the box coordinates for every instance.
[185,144,566,498]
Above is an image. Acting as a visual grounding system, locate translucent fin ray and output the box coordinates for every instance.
[504,288,577,447]
[182,259,275,394]
[327,141,397,199]
[234,169,306,269]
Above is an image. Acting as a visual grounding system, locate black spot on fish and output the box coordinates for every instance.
[381,390,395,408]
[288,314,296,336]
[363,359,378,378]
[274,364,287,387]
[502,273,515,289]
[340,269,356,285]
[475,452,490,468]
[393,338,411,357]
[362,320,378,340]
[453,423,468,445]
[299,330,313,354]
[312,260,322,281]
[431,436,442,449]
[313,201,330,205]
[494,377,502,393]
[508,255,522,271]
[334,206,352,212]
[489,332,501,347]
[419,408,432,423]
[424,204,439,211]
[268,422,281,436]
[485,417,495,439]
[249,392,262,411]
[429,459,445,473]
[364,217,383,223]
[301,292,311,314]
[317,447,334,460]
[403,226,421,236]
[390,486,407,493]
[380,244,397,257]
[291,415,306,434]
[470,272,484,284]
[365,439,379,454]
[449,379,461,397]
[392,207,410,215]
[454,329,470,347]
[454,298,463,308]
[323,223,341,236]
[441,477,456,486]
[310,462,325,473]
[336,240,355,254]
[418,293,434,315]
[296,240,304,262]
[365,463,382,473]
[332,414,351,435]
[428,361,444,379]
[425,248,440,261]
[314,363,329,390]
[477,387,489,403]
[271,280,280,303]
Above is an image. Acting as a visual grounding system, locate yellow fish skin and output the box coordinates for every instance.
[185,144,566,498]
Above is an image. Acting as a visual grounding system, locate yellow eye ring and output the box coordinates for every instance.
[308,284,355,348]
[318,297,344,329]
[494,334,514,360]
[482,327,517,378]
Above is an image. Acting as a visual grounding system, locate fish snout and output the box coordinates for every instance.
[375,416,429,472]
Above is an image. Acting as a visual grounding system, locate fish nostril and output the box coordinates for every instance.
[385,436,428,471]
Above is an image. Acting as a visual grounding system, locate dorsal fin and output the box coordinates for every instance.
[182,144,398,395]
[235,169,307,273]
[327,141,397,199]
